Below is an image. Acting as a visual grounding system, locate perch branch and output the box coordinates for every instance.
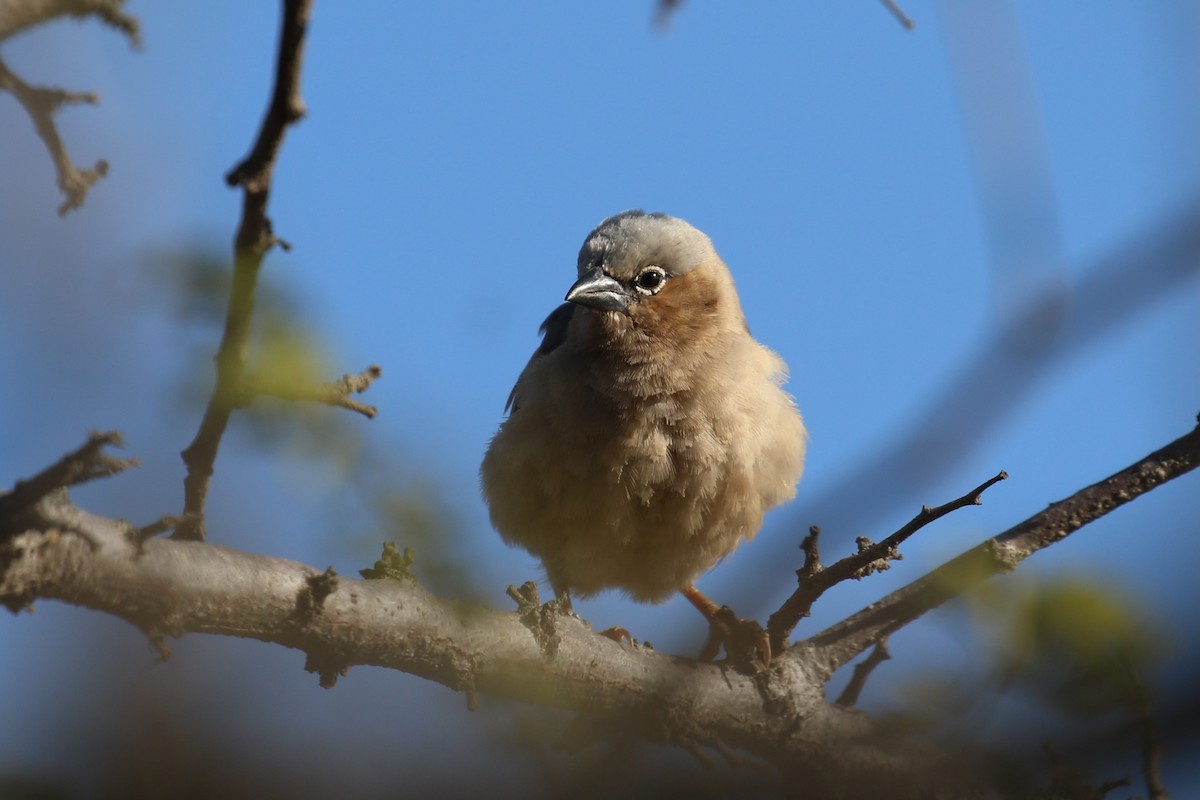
[0,490,998,798]
[177,0,313,541]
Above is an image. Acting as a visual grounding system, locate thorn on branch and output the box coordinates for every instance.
[359,541,414,581]
[295,566,338,620]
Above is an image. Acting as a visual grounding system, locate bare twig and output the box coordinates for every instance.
[0,0,139,214]
[245,364,382,418]
[177,0,313,541]
[879,0,915,30]
[0,0,140,43]
[834,638,891,707]
[768,472,1006,652]
[807,419,1200,675]
[0,432,137,539]
[0,56,109,215]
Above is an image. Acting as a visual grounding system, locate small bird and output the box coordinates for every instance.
[481,211,806,656]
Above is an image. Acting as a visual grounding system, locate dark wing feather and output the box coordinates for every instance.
[505,303,576,413]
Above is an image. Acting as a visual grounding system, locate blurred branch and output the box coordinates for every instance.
[0,0,139,215]
[834,637,890,707]
[738,194,1200,611]
[807,417,1200,674]
[244,363,382,419]
[0,431,137,542]
[177,0,312,541]
[0,0,139,42]
[879,0,915,30]
[654,0,915,31]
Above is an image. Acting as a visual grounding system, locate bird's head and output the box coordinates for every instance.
[566,211,745,345]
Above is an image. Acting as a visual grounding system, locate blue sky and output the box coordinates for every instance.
[2,1,1197,796]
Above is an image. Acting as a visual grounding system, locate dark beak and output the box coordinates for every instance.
[565,266,630,312]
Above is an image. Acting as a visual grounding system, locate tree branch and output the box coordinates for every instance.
[177,0,313,541]
[0,431,137,542]
[6,420,1198,795]
[0,0,139,215]
[244,363,382,419]
[807,418,1200,674]
[0,0,139,43]
[768,471,1006,651]
[0,490,1002,799]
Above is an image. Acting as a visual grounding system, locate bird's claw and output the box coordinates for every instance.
[599,626,634,646]
[700,606,771,669]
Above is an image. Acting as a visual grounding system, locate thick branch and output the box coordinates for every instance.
[0,492,998,798]
[808,419,1200,674]
[177,0,312,541]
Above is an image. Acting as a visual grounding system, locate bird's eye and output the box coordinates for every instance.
[634,267,667,295]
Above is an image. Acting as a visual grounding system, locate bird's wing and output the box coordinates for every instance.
[505,302,576,413]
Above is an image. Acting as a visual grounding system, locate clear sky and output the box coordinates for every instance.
[1,1,1197,796]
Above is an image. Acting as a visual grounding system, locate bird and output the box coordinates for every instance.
[481,210,807,658]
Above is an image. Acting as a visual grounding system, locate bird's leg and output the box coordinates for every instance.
[681,584,771,667]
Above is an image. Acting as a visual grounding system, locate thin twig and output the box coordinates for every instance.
[879,0,915,31]
[807,419,1200,675]
[834,638,891,707]
[176,0,313,541]
[768,472,1007,652]
[0,56,108,216]
[245,364,381,418]
[0,431,138,542]
[0,0,141,44]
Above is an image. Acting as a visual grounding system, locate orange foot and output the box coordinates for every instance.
[598,626,634,646]
[682,585,771,668]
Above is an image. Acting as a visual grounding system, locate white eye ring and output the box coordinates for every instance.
[633,266,668,295]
